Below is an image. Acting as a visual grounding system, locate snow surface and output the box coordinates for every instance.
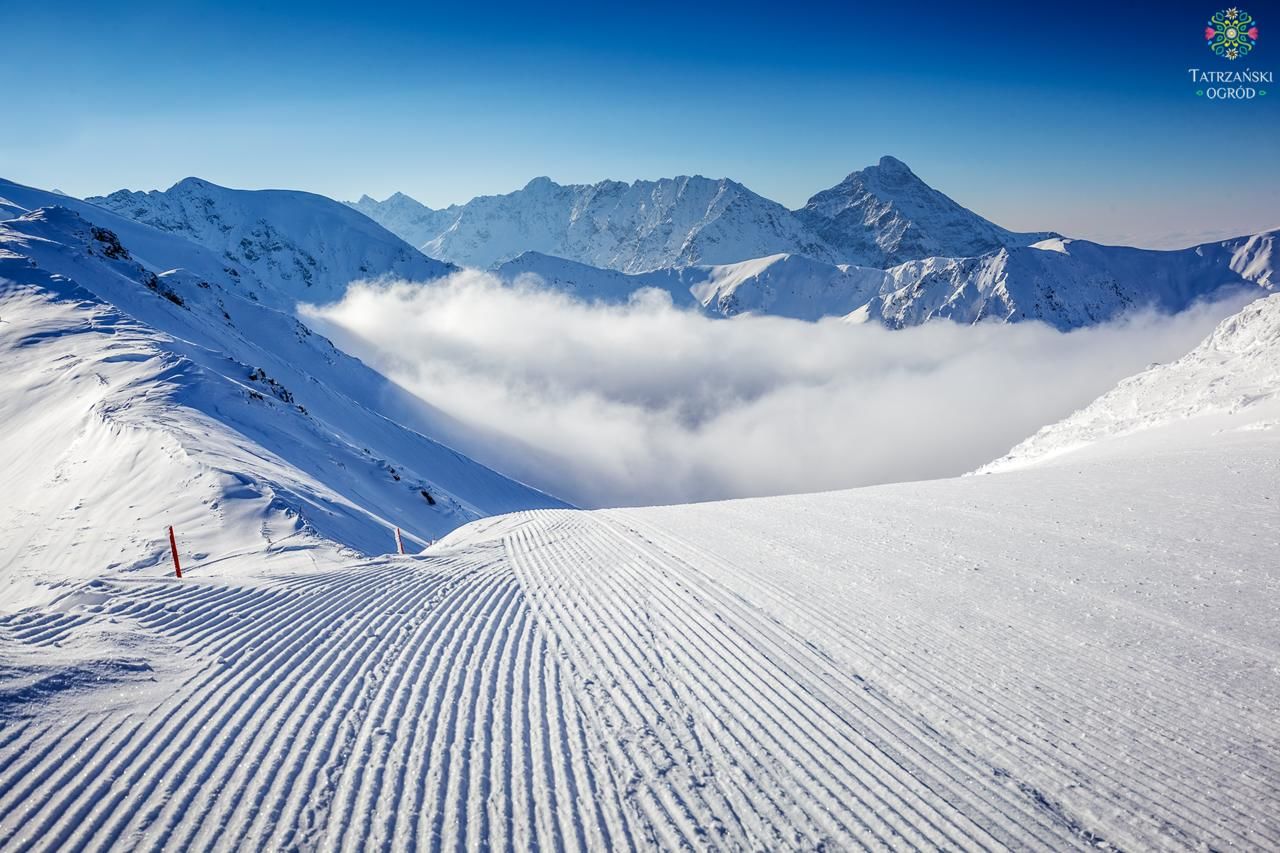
[0,181,564,611]
[349,156,1050,272]
[1,274,1278,850]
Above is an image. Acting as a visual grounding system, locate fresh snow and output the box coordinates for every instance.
[1,262,1278,849]
[425,174,831,273]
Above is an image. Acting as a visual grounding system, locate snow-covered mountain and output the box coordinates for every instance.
[0,178,563,607]
[496,232,1276,328]
[351,156,1051,272]
[796,155,1056,267]
[422,175,831,272]
[859,231,1277,329]
[88,178,454,309]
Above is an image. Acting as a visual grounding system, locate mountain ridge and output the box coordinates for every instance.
[87,178,455,309]
[348,156,1056,272]
[494,231,1277,329]
[0,176,565,605]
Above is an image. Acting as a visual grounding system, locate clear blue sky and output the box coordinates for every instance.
[2,0,1277,246]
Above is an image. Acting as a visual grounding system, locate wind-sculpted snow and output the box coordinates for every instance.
[982,291,1280,471]
[2,418,1277,850]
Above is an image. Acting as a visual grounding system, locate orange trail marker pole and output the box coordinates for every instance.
[168,525,182,578]
[394,526,405,555]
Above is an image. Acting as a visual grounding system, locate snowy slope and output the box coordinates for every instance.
[859,231,1277,330]
[796,156,1056,267]
[981,291,1280,471]
[0,182,564,609]
[1,286,1277,850]
[677,253,888,319]
[88,178,454,309]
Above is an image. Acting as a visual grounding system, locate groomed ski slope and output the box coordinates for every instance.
[2,408,1277,850]
[2,297,1279,850]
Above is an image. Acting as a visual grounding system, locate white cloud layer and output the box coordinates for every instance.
[302,272,1251,508]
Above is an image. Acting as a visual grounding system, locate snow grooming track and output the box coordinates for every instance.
[506,511,1005,850]
[498,475,1280,851]
[2,428,1278,851]
[0,547,631,852]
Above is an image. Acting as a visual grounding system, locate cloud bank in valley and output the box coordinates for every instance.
[302,272,1251,508]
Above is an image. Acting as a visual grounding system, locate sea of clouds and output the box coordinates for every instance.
[303,272,1250,508]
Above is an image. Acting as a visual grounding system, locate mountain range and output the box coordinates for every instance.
[348,157,1274,328]
[492,231,1276,330]
[55,159,1273,334]
[351,156,1056,272]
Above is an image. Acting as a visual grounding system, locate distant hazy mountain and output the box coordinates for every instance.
[494,251,887,322]
[349,191,459,248]
[89,178,454,308]
[351,157,1053,272]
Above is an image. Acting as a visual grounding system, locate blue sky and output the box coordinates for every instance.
[2,0,1277,246]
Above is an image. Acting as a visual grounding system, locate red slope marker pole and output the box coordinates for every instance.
[168,525,182,578]
[394,526,405,555]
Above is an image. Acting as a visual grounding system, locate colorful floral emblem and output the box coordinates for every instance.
[1206,8,1259,60]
